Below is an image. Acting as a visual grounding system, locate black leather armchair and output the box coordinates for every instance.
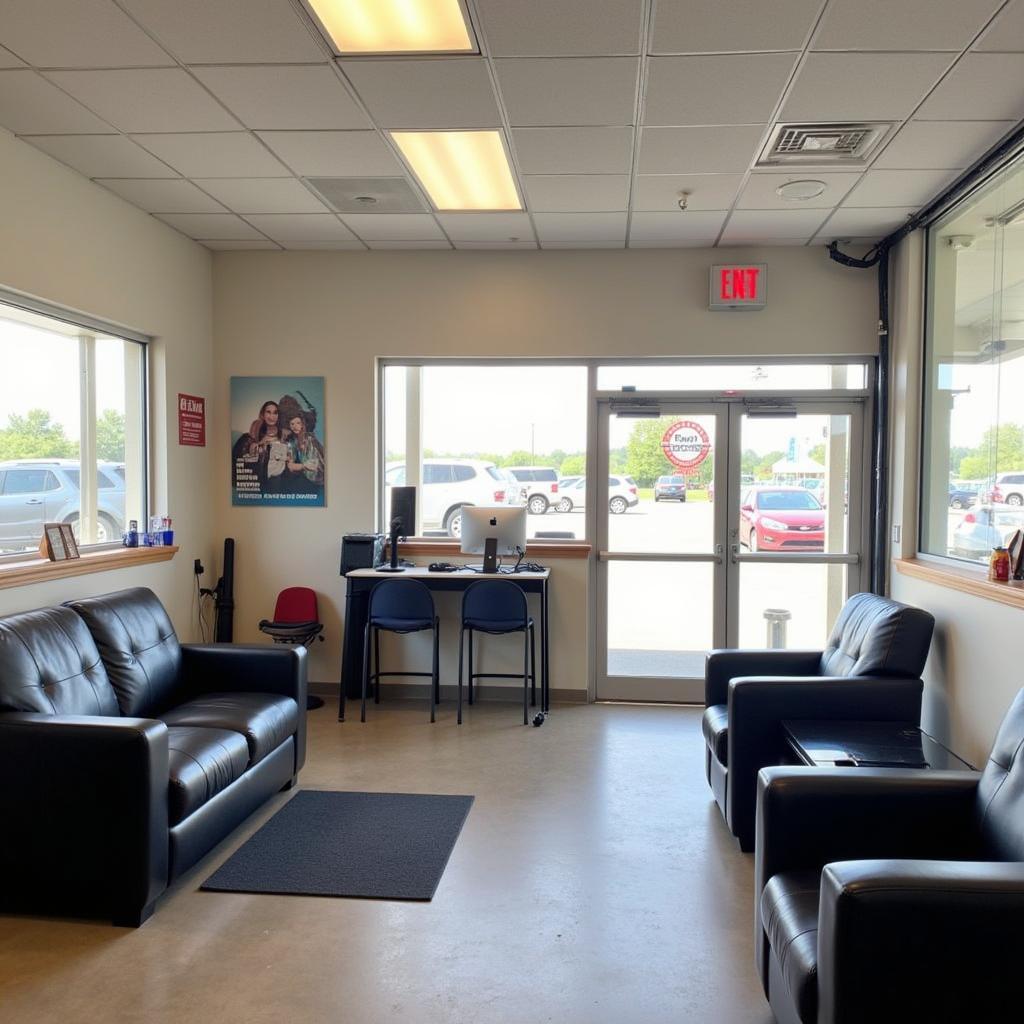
[703,593,934,850]
[0,587,306,926]
[754,687,1024,1024]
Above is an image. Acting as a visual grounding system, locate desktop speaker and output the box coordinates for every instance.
[340,533,385,576]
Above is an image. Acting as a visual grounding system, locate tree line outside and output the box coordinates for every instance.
[0,409,126,462]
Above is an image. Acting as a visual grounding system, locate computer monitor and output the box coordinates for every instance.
[389,486,416,538]
[460,505,527,557]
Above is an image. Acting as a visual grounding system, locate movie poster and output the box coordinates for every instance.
[231,377,325,507]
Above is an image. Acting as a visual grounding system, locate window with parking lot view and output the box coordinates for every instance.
[0,300,146,554]
[922,148,1024,564]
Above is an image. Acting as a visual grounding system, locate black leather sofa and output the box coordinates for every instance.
[0,587,306,926]
[754,687,1024,1024]
[703,593,935,850]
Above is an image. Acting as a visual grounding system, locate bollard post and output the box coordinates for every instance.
[764,608,792,649]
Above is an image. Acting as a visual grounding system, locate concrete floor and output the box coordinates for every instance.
[0,702,774,1024]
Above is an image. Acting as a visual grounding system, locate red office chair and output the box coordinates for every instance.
[259,587,325,709]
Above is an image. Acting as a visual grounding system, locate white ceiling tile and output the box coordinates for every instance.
[644,54,796,126]
[629,211,727,241]
[453,240,538,249]
[436,212,534,240]
[813,0,1003,52]
[119,0,325,63]
[651,0,821,54]
[845,168,958,208]
[280,239,366,249]
[916,53,1024,120]
[22,134,175,177]
[0,70,111,133]
[523,174,630,212]
[817,207,917,236]
[542,239,626,248]
[874,120,1016,169]
[203,240,282,250]
[533,212,627,242]
[340,214,445,240]
[245,213,359,242]
[629,236,719,247]
[495,58,639,127]
[638,125,765,173]
[720,209,829,243]
[366,240,452,249]
[975,0,1024,50]
[191,66,368,131]
[475,0,643,56]
[511,127,634,174]
[195,178,329,214]
[97,178,226,213]
[0,46,25,67]
[156,212,263,239]
[340,59,500,129]
[737,171,861,210]
[633,173,742,211]
[781,52,952,121]
[44,69,240,133]
[256,131,405,176]
[131,133,288,177]
[0,0,173,68]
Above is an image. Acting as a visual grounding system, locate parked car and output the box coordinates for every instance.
[0,459,126,551]
[654,474,688,502]
[506,466,559,515]
[497,468,527,506]
[384,458,518,537]
[983,472,1024,507]
[556,475,639,514]
[948,485,978,510]
[951,504,1024,561]
[739,486,825,552]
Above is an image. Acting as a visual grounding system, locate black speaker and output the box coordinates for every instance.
[390,486,416,537]
[340,533,384,576]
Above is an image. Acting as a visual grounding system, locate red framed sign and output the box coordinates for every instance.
[178,393,206,447]
[661,419,711,471]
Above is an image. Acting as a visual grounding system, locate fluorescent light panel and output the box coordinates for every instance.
[307,0,474,53]
[391,131,521,211]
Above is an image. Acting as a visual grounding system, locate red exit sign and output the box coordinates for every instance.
[709,264,767,311]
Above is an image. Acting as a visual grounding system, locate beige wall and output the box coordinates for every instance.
[0,128,215,634]
[212,247,877,690]
[888,232,1024,766]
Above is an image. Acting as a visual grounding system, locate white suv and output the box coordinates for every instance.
[506,466,560,515]
[384,459,519,537]
[556,475,639,514]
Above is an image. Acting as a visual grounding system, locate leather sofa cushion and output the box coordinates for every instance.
[0,606,118,716]
[702,704,729,765]
[761,870,820,1024]
[977,688,1024,861]
[68,588,182,717]
[160,693,298,767]
[167,726,249,825]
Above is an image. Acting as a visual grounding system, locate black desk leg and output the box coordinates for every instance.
[542,579,550,713]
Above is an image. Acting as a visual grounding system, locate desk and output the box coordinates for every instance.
[339,566,550,720]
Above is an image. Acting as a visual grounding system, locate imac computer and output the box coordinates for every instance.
[460,505,527,563]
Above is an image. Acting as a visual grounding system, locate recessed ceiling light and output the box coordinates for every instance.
[391,131,521,211]
[306,0,475,54]
[775,179,828,201]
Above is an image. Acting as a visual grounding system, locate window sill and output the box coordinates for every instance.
[393,540,591,559]
[894,557,1024,611]
[0,545,178,590]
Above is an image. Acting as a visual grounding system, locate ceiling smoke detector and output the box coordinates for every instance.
[757,123,893,167]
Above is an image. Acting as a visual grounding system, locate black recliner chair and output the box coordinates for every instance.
[754,687,1024,1024]
[703,592,935,850]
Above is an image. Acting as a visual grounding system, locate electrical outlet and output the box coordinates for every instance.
[193,558,204,576]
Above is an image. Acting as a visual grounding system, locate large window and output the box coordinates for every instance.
[0,297,147,554]
[922,148,1024,564]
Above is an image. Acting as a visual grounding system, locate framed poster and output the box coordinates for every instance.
[231,377,325,507]
[178,393,206,446]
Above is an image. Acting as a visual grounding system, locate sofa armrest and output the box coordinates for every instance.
[0,712,169,924]
[727,675,924,851]
[180,643,308,705]
[704,649,822,706]
[817,860,1024,1023]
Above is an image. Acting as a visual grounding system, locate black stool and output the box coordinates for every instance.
[457,580,535,725]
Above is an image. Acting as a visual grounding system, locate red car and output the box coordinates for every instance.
[739,486,825,552]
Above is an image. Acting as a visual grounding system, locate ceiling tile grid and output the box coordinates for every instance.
[0,0,1016,251]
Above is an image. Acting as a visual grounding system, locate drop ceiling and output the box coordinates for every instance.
[0,0,1022,251]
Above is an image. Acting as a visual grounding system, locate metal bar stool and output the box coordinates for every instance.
[457,579,536,725]
[362,579,440,723]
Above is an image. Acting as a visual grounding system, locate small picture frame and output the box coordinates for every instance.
[41,523,69,562]
[60,523,80,560]
[1008,529,1024,581]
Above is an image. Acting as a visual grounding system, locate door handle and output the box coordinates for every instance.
[730,543,740,563]
[714,543,724,564]
[25,499,43,505]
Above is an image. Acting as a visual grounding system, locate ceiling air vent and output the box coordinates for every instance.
[305,177,426,213]
[757,123,893,168]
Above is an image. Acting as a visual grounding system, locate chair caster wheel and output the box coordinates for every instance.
[532,712,546,727]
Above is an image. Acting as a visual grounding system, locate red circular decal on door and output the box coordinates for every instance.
[661,420,711,471]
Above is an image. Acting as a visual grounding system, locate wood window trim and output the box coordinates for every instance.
[895,557,1024,611]
[0,545,178,590]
